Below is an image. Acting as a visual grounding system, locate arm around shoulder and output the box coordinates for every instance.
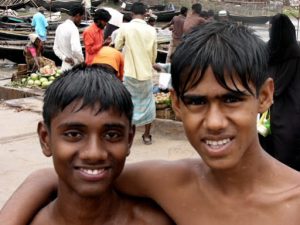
[115,159,190,200]
[0,168,58,225]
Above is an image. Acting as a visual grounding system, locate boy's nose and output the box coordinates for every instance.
[204,105,227,132]
[79,135,108,162]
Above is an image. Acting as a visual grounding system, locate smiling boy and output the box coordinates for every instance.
[2,22,300,225]
[9,64,173,225]
[116,22,300,225]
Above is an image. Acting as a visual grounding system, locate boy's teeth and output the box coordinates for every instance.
[80,168,104,175]
[206,138,230,148]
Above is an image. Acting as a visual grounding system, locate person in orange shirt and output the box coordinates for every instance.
[92,46,124,81]
[83,9,111,65]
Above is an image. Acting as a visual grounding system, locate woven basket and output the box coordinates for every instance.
[156,103,169,110]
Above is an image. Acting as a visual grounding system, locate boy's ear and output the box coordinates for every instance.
[126,125,136,156]
[170,89,182,121]
[258,78,274,113]
[37,121,52,157]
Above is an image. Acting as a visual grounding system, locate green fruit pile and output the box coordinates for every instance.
[21,68,63,89]
[154,92,171,105]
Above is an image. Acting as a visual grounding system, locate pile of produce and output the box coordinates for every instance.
[154,92,171,106]
[19,65,62,89]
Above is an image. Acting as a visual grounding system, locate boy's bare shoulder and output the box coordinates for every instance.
[29,204,53,225]
[160,158,206,182]
[120,194,175,225]
[153,158,207,190]
[280,167,300,200]
[150,158,204,176]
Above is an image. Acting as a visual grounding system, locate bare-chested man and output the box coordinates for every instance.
[2,22,300,225]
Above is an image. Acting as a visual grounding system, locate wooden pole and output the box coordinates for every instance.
[49,0,52,21]
[296,5,300,40]
[30,0,39,8]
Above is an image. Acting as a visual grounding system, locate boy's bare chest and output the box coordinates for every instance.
[162,187,300,225]
[174,202,300,225]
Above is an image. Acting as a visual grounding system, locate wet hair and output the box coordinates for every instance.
[171,22,269,98]
[94,8,111,23]
[69,5,85,17]
[43,64,133,129]
[268,13,299,65]
[192,3,202,15]
[131,2,146,15]
[180,6,188,15]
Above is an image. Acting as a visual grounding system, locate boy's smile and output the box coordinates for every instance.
[172,67,271,170]
[38,101,135,198]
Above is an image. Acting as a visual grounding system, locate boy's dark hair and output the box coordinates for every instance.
[69,5,85,17]
[192,3,202,15]
[131,2,146,15]
[171,22,269,98]
[94,9,111,23]
[42,64,133,129]
[180,6,188,15]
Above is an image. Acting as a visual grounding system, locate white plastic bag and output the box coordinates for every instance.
[158,72,171,90]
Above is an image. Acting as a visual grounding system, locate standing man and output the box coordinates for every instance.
[162,6,188,63]
[31,7,48,41]
[53,5,84,71]
[115,2,157,145]
[183,3,206,34]
[83,8,111,65]
[92,46,125,81]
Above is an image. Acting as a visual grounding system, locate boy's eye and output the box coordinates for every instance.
[223,95,243,103]
[104,131,123,141]
[64,131,83,140]
[182,96,207,105]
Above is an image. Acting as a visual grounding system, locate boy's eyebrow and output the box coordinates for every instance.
[221,91,250,98]
[57,122,127,129]
[57,122,86,129]
[181,94,205,101]
[182,91,249,99]
[103,123,127,129]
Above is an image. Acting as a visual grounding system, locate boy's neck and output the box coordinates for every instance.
[205,146,282,196]
[51,188,122,224]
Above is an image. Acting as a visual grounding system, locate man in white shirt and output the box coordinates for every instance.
[115,2,157,145]
[53,5,84,71]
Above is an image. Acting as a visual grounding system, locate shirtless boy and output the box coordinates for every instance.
[2,22,300,225]
[0,65,173,225]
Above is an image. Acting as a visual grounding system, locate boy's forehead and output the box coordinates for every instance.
[183,67,254,95]
[50,101,130,128]
[53,100,127,121]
